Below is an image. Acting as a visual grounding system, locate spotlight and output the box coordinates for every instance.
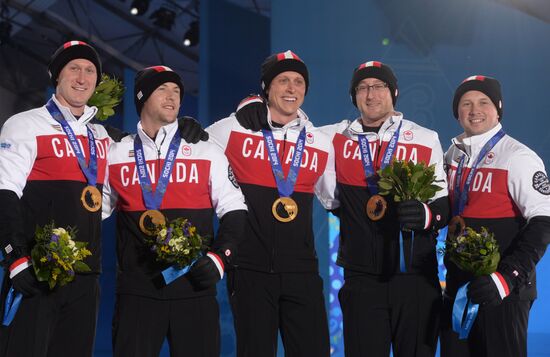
[0,21,11,45]
[130,0,149,16]
[149,6,176,30]
[182,21,199,47]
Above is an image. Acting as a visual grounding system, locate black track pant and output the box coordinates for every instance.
[440,295,532,357]
[227,269,330,357]
[112,294,220,357]
[0,274,100,357]
[338,273,442,357]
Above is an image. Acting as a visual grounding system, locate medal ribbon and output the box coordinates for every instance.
[2,287,22,326]
[452,129,505,216]
[358,122,411,272]
[357,121,402,194]
[452,282,479,339]
[161,256,200,285]
[451,129,504,338]
[134,133,186,281]
[133,133,181,210]
[262,128,306,198]
[45,99,97,187]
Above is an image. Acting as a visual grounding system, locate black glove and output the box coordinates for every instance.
[187,252,224,290]
[178,116,209,144]
[396,199,431,231]
[468,272,513,307]
[10,260,42,297]
[104,124,130,143]
[235,94,268,131]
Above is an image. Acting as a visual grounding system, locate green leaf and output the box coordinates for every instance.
[73,261,91,272]
[378,180,393,190]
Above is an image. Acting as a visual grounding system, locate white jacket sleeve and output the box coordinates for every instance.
[0,115,37,197]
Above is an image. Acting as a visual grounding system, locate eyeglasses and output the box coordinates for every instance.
[355,83,388,94]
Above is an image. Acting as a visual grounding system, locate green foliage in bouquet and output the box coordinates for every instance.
[31,223,92,290]
[377,159,443,202]
[144,218,208,269]
[445,227,500,276]
[87,74,125,121]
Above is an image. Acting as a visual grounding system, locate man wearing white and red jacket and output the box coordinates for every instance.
[0,41,110,357]
[102,66,247,357]
[328,61,449,357]
[207,51,337,357]
[440,75,550,357]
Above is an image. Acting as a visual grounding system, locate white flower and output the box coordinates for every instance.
[183,249,190,255]
[68,239,75,249]
[53,228,67,236]
[159,229,167,238]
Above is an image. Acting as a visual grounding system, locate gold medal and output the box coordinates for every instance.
[81,186,102,212]
[272,197,299,223]
[366,194,387,221]
[447,215,466,239]
[139,210,166,236]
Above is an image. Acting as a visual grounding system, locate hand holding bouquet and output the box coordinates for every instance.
[445,226,500,276]
[31,223,92,290]
[144,218,207,269]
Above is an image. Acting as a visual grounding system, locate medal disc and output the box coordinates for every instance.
[81,186,102,212]
[366,194,387,221]
[447,215,466,239]
[139,210,166,236]
[272,197,299,223]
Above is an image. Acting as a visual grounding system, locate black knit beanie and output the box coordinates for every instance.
[134,66,184,115]
[48,40,102,87]
[453,75,502,120]
[349,60,398,107]
[260,50,309,96]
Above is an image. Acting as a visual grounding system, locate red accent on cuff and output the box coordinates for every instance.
[207,252,224,271]
[494,271,510,296]
[9,256,30,272]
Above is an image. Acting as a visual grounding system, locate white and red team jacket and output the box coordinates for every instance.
[323,113,449,276]
[206,110,338,273]
[102,120,247,299]
[445,123,550,299]
[0,95,110,272]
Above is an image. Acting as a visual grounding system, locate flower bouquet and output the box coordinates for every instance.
[445,226,500,276]
[144,218,207,269]
[377,159,443,202]
[87,73,125,121]
[31,223,92,290]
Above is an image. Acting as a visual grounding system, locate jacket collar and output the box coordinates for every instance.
[137,120,178,149]
[267,107,310,133]
[348,111,404,140]
[451,123,503,159]
[51,94,98,125]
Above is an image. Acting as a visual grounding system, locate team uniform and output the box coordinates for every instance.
[207,110,337,356]
[440,123,550,357]
[102,120,247,357]
[328,113,449,357]
[0,95,110,357]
